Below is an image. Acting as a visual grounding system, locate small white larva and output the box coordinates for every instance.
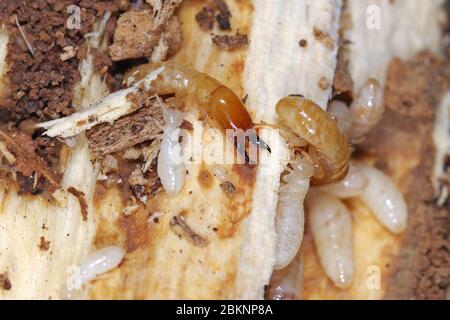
[157,107,186,195]
[79,246,125,284]
[349,79,385,141]
[60,246,125,299]
[316,163,368,199]
[307,191,355,288]
[357,164,408,234]
[274,159,314,270]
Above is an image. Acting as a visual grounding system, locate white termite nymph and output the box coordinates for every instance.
[357,164,408,234]
[349,79,385,141]
[306,191,355,288]
[60,246,125,299]
[157,106,185,196]
[274,159,314,270]
[315,162,369,199]
[79,246,125,284]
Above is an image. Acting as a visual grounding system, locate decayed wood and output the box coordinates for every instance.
[66,0,340,300]
[147,0,183,27]
[38,67,163,138]
[0,130,60,192]
[0,21,109,300]
[0,0,342,299]
[87,101,164,156]
[109,11,182,61]
[301,0,447,300]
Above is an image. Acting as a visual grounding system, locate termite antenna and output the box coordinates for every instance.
[255,135,271,153]
[248,130,271,153]
[235,140,252,164]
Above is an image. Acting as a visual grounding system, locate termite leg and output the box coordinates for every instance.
[250,132,271,154]
[234,138,252,164]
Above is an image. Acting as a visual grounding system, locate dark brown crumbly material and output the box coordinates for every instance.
[0,129,61,193]
[195,0,231,32]
[0,0,121,194]
[0,0,120,122]
[214,0,231,31]
[196,1,245,53]
[87,100,164,156]
[212,34,249,51]
[38,236,51,251]
[0,272,12,291]
[358,52,450,300]
[195,6,215,31]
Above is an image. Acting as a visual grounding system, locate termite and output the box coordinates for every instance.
[125,62,271,161]
[276,96,350,185]
[349,79,384,141]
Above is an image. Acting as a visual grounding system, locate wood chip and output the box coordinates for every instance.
[109,10,162,61]
[60,46,77,61]
[67,187,88,221]
[147,0,183,27]
[109,9,182,61]
[87,101,164,156]
[212,34,249,50]
[220,181,236,197]
[0,130,60,192]
[170,215,208,247]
